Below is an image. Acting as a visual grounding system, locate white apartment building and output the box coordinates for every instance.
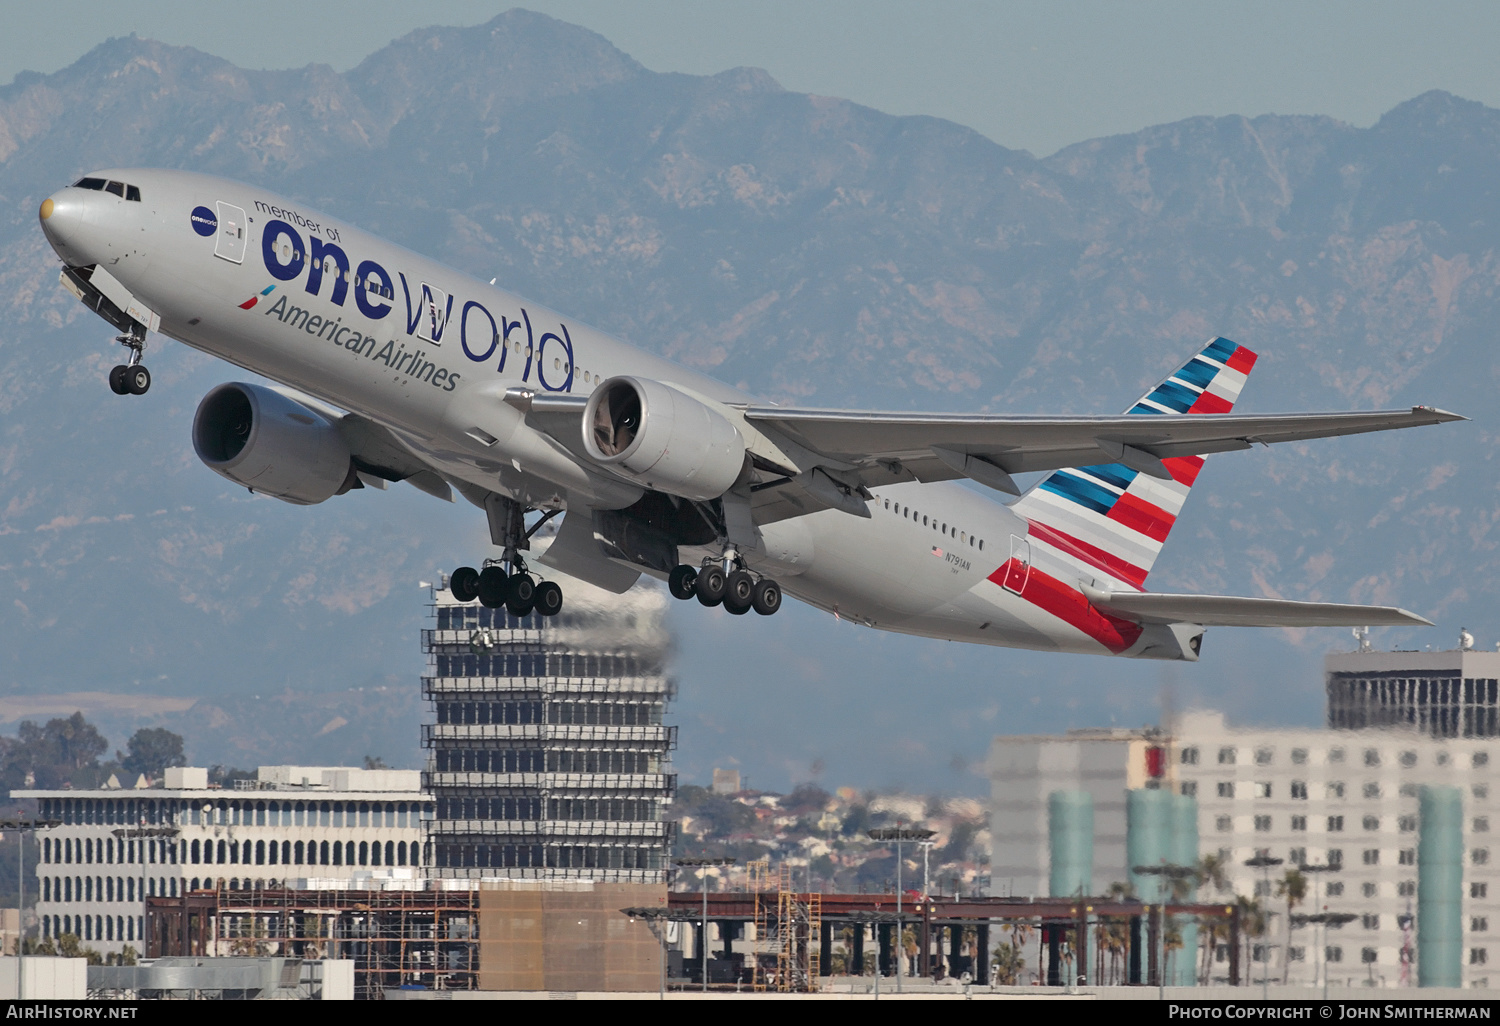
[13,765,434,955]
[1176,709,1494,989]
[989,710,1496,988]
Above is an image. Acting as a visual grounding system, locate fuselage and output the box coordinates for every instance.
[39,168,1183,659]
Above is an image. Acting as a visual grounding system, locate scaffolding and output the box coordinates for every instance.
[146,887,480,1000]
[741,861,820,993]
[775,865,820,992]
[748,858,771,990]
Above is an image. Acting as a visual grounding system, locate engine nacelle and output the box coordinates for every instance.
[192,383,356,505]
[582,376,745,501]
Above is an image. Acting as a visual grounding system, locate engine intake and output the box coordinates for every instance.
[582,376,745,502]
[192,383,356,505]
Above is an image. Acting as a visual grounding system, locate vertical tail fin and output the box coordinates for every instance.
[1010,337,1258,589]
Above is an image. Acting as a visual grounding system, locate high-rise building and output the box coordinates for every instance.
[422,560,676,882]
[1327,648,1500,738]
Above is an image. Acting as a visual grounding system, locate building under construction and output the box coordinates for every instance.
[145,879,1237,996]
[422,558,677,881]
[145,879,665,998]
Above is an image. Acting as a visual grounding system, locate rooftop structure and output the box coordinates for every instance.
[422,549,677,882]
[1327,647,1500,738]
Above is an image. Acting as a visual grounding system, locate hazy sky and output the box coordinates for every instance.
[6,1,1500,156]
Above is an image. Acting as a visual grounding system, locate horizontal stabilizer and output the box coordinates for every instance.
[1082,584,1432,628]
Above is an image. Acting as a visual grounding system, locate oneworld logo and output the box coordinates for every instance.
[190,206,217,237]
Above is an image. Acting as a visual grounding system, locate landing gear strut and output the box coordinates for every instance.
[108,328,150,395]
[669,549,782,616]
[448,498,563,617]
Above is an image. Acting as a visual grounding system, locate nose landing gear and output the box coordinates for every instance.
[107,328,150,396]
[668,554,782,616]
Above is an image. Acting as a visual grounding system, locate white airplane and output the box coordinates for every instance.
[38,169,1460,661]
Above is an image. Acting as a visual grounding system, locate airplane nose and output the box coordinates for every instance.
[39,190,86,258]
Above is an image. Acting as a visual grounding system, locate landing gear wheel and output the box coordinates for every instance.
[507,573,535,605]
[724,595,751,615]
[506,573,536,618]
[125,365,151,395]
[751,578,782,616]
[725,570,755,609]
[694,565,726,607]
[668,564,698,600]
[533,581,563,617]
[450,566,480,603]
[108,365,129,395]
[476,566,509,608]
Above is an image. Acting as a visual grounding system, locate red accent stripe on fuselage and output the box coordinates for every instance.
[988,560,1143,654]
[1026,520,1148,589]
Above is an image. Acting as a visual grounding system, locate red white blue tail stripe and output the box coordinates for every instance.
[1009,337,1258,591]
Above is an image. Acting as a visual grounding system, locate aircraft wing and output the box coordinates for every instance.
[1080,585,1433,628]
[741,405,1465,494]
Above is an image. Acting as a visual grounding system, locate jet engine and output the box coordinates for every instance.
[582,376,745,501]
[192,382,357,505]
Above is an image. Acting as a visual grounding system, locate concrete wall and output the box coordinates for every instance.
[0,957,87,999]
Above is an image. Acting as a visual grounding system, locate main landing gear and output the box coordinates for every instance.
[668,554,782,616]
[107,329,151,396]
[449,561,562,618]
[448,497,564,618]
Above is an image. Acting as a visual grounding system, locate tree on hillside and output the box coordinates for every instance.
[119,728,186,778]
[0,713,110,789]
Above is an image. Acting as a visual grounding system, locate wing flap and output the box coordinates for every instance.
[745,406,1464,478]
[1083,586,1433,628]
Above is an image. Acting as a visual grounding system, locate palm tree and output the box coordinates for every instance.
[1237,895,1268,984]
[991,939,1027,985]
[1276,868,1308,985]
[1102,880,1136,985]
[1197,915,1229,985]
[1197,851,1230,895]
[1006,920,1034,984]
[1194,853,1233,984]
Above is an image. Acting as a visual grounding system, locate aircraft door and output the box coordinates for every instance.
[214,201,248,264]
[1001,534,1031,595]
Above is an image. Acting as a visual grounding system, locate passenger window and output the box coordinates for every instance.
[978,539,984,550]
[105,181,125,197]
[922,515,928,526]
[126,185,141,202]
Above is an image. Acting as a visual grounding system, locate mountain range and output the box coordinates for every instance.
[0,9,1495,790]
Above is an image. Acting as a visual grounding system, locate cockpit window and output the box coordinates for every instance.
[71,177,142,201]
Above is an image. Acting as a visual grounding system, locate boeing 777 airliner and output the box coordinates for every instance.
[37,169,1461,661]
